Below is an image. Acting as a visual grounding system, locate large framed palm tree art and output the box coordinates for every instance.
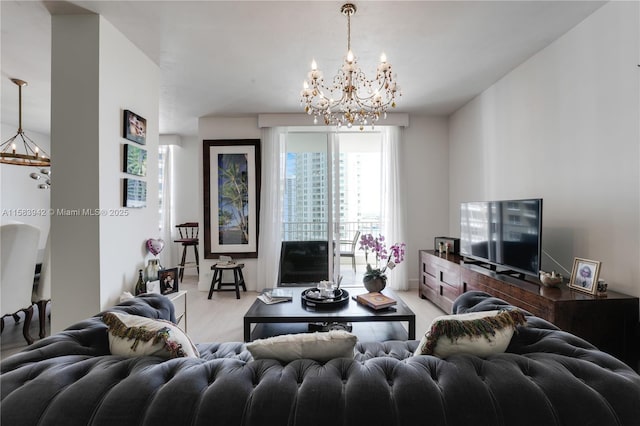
[203,139,261,259]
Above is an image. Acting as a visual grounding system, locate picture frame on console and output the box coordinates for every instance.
[159,268,179,295]
[569,257,601,295]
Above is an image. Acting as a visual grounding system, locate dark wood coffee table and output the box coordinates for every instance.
[243,287,416,342]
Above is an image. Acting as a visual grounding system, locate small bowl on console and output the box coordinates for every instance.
[539,270,563,288]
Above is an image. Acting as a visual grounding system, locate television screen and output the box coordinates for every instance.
[277,241,329,286]
[460,199,542,277]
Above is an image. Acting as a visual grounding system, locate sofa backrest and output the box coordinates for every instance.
[0,293,175,370]
[2,291,639,426]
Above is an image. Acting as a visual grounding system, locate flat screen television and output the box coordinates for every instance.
[460,198,542,278]
[277,240,329,286]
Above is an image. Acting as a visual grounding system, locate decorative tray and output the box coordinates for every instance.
[301,288,350,309]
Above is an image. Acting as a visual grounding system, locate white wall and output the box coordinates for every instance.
[197,117,261,291]
[0,124,51,250]
[449,2,639,299]
[402,116,450,287]
[173,135,200,226]
[50,15,159,331]
[98,17,160,309]
[171,134,200,274]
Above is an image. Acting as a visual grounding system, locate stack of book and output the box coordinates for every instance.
[216,255,236,267]
[258,288,293,305]
[355,292,397,310]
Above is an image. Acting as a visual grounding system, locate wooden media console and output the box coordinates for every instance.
[419,249,639,368]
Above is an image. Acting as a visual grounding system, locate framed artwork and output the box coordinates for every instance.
[123,178,147,208]
[569,257,601,295]
[123,144,147,176]
[123,109,146,145]
[158,267,179,295]
[203,139,261,259]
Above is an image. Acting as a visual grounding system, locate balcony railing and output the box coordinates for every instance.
[282,221,380,242]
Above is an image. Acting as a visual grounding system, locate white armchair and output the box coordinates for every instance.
[1,223,40,344]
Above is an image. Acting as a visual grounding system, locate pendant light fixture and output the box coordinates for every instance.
[0,78,51,167]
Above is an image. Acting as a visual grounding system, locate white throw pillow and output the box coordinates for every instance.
[119,292,135,303]
[414,309,526,358]
[246,330,357,362]
[103,311,199,359]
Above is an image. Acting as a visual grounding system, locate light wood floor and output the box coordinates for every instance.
[1,274,446,361]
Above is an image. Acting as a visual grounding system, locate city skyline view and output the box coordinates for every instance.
[283,131,383,242]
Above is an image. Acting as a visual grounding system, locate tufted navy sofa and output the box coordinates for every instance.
[2,291,639,426]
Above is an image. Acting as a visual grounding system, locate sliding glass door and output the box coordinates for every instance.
[282,129,382,286]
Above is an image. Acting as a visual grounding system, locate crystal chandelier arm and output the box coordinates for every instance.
[347,70,397,105]
[303,62,398,111]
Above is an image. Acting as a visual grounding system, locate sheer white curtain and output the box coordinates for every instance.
[381,126,408,290]
[158,145,176,268]
[256,127,286,290]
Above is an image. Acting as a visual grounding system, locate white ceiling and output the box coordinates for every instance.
[1,1,605,137]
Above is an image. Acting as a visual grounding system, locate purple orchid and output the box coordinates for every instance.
[358,233,406,280]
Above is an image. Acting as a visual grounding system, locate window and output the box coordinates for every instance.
[158,146,167,231]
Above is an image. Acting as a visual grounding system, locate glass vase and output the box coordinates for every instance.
[146,259,160,282]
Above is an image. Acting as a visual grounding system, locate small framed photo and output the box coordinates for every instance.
[123,110,147,145]
[123,178,147,208]
[123,144,147,176]
[158,267,179,295]
[569,257,601,294]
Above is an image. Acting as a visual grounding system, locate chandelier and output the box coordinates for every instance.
[300,3,400,130]
[0,78,51,167]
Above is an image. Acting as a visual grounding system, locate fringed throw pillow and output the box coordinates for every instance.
[414,309,527,358]
[103,311,199,359]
